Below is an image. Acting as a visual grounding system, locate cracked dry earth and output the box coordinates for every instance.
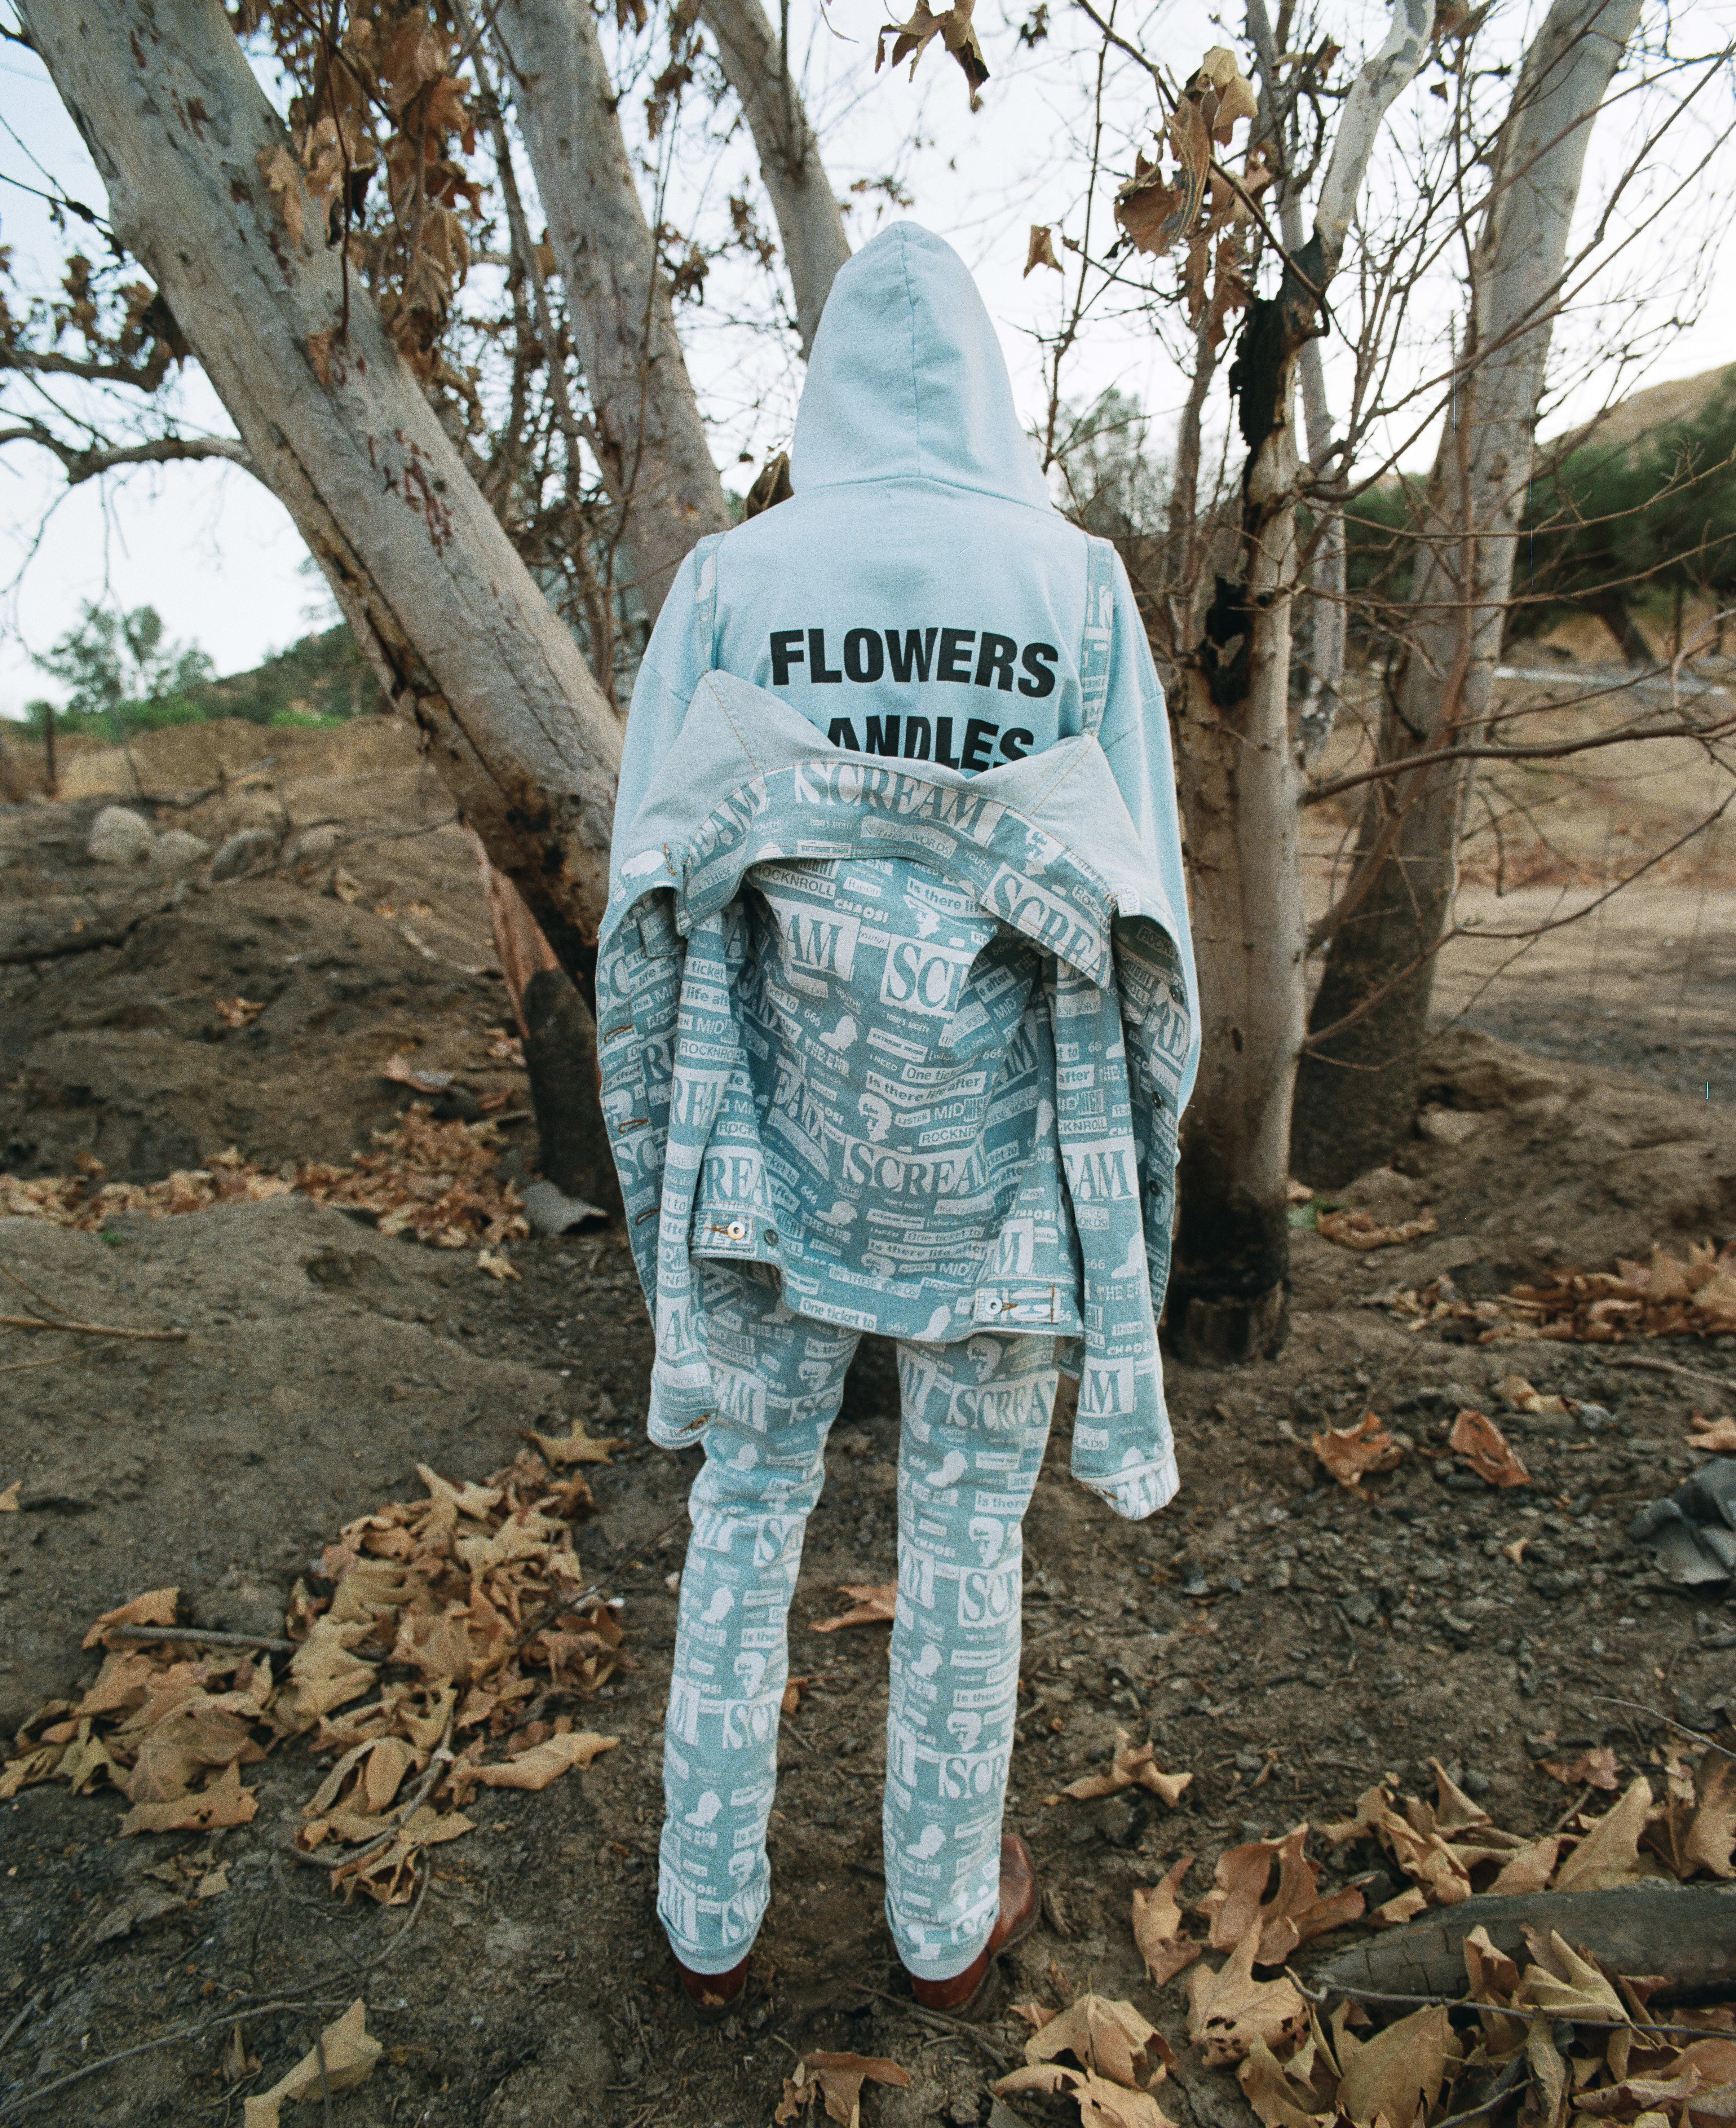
[5,734,1736,2124]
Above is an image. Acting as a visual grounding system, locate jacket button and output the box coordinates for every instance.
[763,1228,778,1246]
[726,1219,747,1241]
[982,1298,1002,1315]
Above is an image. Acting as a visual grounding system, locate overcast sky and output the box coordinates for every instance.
[0,0,1731,719]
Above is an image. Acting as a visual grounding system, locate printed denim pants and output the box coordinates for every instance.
[658,1266,1057,1980]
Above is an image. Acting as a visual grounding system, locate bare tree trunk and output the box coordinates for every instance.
[23,0,622,994]
[700,0,851,356]
[490,0,732,619]
[1167,0,1428,1363]
[1292,0,1642,1188]
[1248,0,1346,769]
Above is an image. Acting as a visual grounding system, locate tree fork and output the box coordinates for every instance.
[23,0,627,1005]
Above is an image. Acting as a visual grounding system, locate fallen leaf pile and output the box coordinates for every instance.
[0,1430,624,1900]
[776,2050,912,2124]
[1075,1751,1736,2128]
[1509,1241,1736,1341]
[0,1100,529,1251]
[1384,1240,1736,1344]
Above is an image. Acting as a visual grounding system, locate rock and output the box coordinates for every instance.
[151,828,210,870]
[1462,1768,1492,1796]
[87,804,155,865]
[1417,1104,1487,1145]
[1340,1590,1379,1627]
[209,827,278,881]
[287,823,343,865]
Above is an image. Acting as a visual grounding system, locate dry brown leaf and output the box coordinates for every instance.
[1553,1776,1653,1893]
[243,1999,380,2127]
[776,2050,913,2125]
[874,0,989,102]
[1184,1929,1308,2067]
[1133,1857,1203,1985]
[525,1420,618,1466]
[120,1761,258,1836]
[256,144,305,250]
[1495,1374,1569,1415]
[995,2061,1178,2128]
[1316,1208,1437,1250]
[452,1729,617,1797]
[1335,2003,1458,2128]
[1311,1413,1401,1490]
[1519,1929,1629,2022]
[1369,1885,1427,1925]
[1537,1745,1619,1791]
[381,1051,452,1093]
[1197,1825,1365,1962]
[476,1247,520,1281]
[0,1480,19,1512]
[1448,1409,1531,1488]
[1488,1833,1562,1894]
[1691,1415,1736,1452]
[198,1861,231,1898]
[1646,1750,1736,1881]
[84,1587,179,1650]
[1061,1727,1192,1806]
[1462,1923,1522,2004]
[1238,2032,1336,2128]
[812,1584,897,1633]
[1023,1993,1173,2088]
[1025,225,1064,277]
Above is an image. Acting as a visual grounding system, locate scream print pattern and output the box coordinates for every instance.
[658,1266,1057,1980]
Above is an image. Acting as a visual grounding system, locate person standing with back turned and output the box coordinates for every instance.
[598,221,1200,2020]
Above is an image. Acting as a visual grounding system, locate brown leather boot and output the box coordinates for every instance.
[905,1833,1040,2017]
[673,1951,750,2020]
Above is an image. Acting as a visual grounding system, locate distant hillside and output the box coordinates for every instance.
[1555,362,1736,459]
[188,623,375,725]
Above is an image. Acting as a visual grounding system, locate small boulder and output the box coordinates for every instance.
[87,804,155,865]
[209,827,277,882]
[287,822,343,866]
[152,828,211,871]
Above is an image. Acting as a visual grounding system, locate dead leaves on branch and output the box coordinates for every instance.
[249,3,481,391]
[875,0,990,107]
[0,1446,623,1900]
[1114,48,1267,347]
[0,1101,528,1252]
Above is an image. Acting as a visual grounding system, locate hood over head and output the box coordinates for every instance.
[789,221,1052,511]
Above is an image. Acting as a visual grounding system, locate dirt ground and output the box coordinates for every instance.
[2,712,1735,2127]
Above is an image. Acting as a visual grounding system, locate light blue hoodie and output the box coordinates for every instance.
[614,220,1194,1029]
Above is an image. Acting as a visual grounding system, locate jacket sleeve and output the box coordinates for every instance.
[1094,550,1201,1114]
[611,547,706,884]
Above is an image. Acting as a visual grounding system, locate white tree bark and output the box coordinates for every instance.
[1248,0,1348,766]
[700,0,851,356]
[1295,0,1643,1184]
[490,0,732,620]
[22,0,622,987]
[1167,0,1427,1361]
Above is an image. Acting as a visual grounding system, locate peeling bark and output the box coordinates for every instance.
[700,0,851,356]
[1167,0,1428,1363]
[22,0,623,1000]
[1293,0,1642,1188]
[491,0,731,619]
